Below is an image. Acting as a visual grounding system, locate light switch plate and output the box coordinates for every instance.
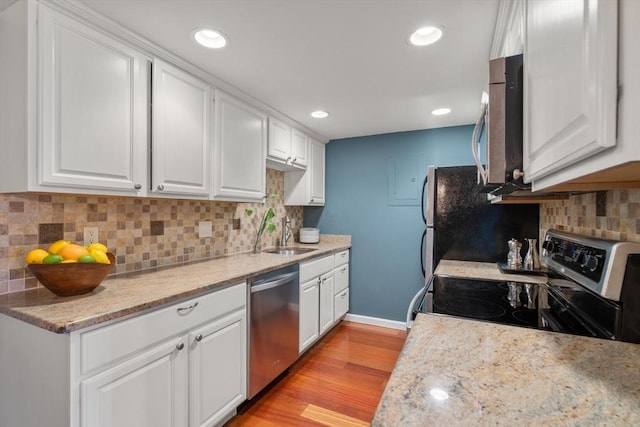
[198,221,212,238]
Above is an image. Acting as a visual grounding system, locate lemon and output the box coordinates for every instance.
[25,249,49,264]
[48,239,71,255]
[42,254,63,264]
[88,242,108,253]
[90,249,110,264]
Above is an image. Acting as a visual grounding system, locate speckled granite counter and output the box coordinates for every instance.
[373,314,640,426]
[435,259,547,284]
[0,235,350,333]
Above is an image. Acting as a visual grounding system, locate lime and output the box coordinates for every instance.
[78,254,96,263]
[42,254,63,264]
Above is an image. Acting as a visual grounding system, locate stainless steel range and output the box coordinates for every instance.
[417,230,640,343]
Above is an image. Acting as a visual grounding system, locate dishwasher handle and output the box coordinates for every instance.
[251,272,298,293]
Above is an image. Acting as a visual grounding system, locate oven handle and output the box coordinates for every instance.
[545,285,612,339]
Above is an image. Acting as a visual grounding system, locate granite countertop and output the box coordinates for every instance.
[435,259,547,284]
[0,235,350,333]
[373,314,640,426]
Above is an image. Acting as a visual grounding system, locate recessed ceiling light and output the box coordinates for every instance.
[431,108,451,116]
[193,28,228,49]
[311,110,329,119]
[408,26,444,46]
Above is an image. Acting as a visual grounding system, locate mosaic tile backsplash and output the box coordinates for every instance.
[0,169,302,295]
[540,189,640,243]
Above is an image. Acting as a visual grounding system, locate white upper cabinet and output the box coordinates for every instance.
[0,2,149,195]
[151,59,211,198]
[267,117,308,170]
[291,128,309,168]
[522,0,618,185]
[212,90,267,201]
[284,138,325,206]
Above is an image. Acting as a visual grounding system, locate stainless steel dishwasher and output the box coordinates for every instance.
[248,264,299,399]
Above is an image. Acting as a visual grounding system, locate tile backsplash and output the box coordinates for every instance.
[540,189,640,243]
[0,169,302,295]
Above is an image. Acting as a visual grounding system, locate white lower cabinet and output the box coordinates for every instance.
[299,277,320,352]
[189,309,246,427]
[319,272,335,335]
[81,336,188,427]
[0,283,246,427]
[333,250,350,321]
[298,251,350,354]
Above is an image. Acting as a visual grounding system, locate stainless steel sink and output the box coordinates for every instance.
[263,247,317,256]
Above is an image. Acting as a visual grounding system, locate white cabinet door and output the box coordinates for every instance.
[39,5,148,194]
[152,59,211,197]
[213,90,267,201]
[299,278,319,353]
[80,336,188,427]
[309,138,325,205]
[334,288,349,321]
[189,308,246,427]
[319,272,334,334]
[284,138,325,206]
[267,117,292,163]
[291,128,309,168]
[523,0,618,183]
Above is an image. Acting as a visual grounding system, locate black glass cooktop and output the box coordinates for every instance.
[427,275,542,329]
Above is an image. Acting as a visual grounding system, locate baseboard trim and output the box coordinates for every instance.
[343,314,407,331]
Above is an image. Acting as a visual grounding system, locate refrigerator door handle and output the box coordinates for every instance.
[425,227,434,284]
[426,166,435,227]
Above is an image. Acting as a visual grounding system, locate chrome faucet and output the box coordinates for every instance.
[280,216,292,247]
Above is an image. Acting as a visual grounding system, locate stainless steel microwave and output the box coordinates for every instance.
[472,54,527,195]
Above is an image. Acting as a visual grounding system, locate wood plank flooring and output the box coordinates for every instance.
[226,321,407,427]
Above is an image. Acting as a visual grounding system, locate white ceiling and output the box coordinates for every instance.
[78,0,498,140]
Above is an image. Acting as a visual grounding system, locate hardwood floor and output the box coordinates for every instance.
[226,321,408,427]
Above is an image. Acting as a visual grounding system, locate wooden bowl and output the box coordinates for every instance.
[28,253,115,296]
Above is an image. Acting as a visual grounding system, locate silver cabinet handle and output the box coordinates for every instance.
[317,277,321,285]
[341,253,346,257]
[133,183,142,190]
[285,156,292,165]
[195,334,203,342]
[341,267,346,273]
[157,184,165,191]
[177,302,199,314]
[341,291,347,298]
[322,277,327,283]
[293,157,297,163]
[310,198,315,203]
[176,342,184,351]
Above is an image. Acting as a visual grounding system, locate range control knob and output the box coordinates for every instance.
[584,254,599,272]
[542,240,556,253]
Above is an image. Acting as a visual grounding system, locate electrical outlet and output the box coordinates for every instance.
[83,227,99,246]
[198,221,212,238]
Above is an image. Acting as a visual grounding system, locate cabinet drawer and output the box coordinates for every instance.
[334,288,349,320]
[334,264,349,293]
[334,250,349,267]
[79,282,246,375]
[299,254,334,283]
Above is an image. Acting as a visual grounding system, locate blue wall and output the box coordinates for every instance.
[305,125,477,323]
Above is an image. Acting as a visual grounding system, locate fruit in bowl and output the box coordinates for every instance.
[25,240,115,296]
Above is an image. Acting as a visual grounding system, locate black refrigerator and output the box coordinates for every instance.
[409,165,540,325]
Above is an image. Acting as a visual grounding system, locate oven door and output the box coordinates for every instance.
[539,281,621,340]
